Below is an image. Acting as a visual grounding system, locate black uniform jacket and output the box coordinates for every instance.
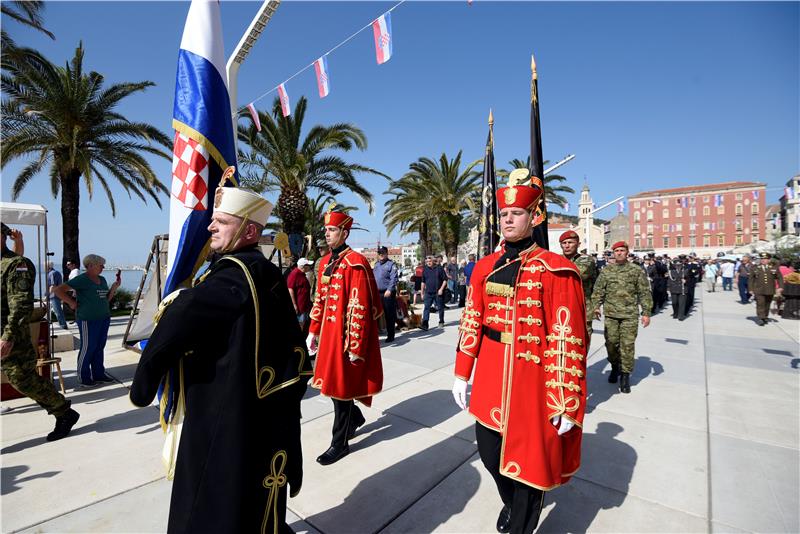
[131,246,311,533]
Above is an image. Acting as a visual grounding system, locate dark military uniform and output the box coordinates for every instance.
[131,246,312,534]
[667,262,689,320]
[1,248,71,417]
[684,259,702,315]
[566,253,598,345]
[749,259,783,324]
[592,262,653,376]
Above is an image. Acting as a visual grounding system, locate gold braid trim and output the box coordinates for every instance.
[261,451,288,534]
[486,315,513,326]
[545,333,584,346]
[543,349,584,361]
[516,351,541,364]
[488,302,513,311]
[545,380,582,393]
[517,298,542,308]
[517,333,541,344]
[544,364,584,378]
[517,280,543,290]
[486,281,514,297]
[518,315,543,326]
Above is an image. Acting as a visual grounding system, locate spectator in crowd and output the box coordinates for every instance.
[457,259,467,307]
[719,259,735,291]
[736,255,753,304]
[54,254,121,388]
[704,259,719,292]
[420,255,447,330]
[287,257,313,334]
[412,262,423,306]
[373,246,399,343]
[446,256,458,305]
[66,259,80,280]
[47,261,68,329]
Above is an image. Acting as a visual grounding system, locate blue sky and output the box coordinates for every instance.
[2,1,798,265]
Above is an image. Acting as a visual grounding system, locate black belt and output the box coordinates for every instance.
[482,325,512,345]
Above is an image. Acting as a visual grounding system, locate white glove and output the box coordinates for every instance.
[551,416,574,436]
[452,378,468,410]
[306,334,318,355]
[349,354,359,363]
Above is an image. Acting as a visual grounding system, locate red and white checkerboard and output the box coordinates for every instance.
[171,132,209,210]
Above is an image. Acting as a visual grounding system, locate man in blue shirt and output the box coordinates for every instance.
[421,255,447,330]
[47,262,68,329]
[373,246,399,343]
[464,254,476,286]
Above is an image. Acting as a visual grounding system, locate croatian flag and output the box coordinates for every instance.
[785,186,795,200]
[246,102,261,132]
[752,190,759,200]
[681,197,688,208]
[652,198,662,204]
[617,199,625,213]
[372,12,393,65]
[278,83,291,117]
[714,194,722,207]
[162,0,237,426]
[564,202,570,212]
[314,56,330,98]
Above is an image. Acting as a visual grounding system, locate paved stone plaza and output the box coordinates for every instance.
[1,289,798,533]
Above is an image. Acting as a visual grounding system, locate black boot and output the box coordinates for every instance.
[420,321,429,331]
[620,373,631,394]
[316,444,350,465]
[46,408,80,442]
[608,363,620,384]
[496,505,511,533]
[347,410,366,440]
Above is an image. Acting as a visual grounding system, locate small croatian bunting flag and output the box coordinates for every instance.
[785,186,795,200]
[314,56,330,98]
[617,199,625,213]
[752,190,759,200]
[372,12,393,65]
[652,198,662,204]
[681,197,688,208]
[714,194,722,207]
[564,202,570,212]
[246,103,261,132]
[277,83,291,117]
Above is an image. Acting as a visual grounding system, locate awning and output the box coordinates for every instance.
[0,202,48,227]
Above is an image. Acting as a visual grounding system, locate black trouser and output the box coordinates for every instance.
[331,399,364,448]
[458,285,467,307]
[381,290,396,340]
[671,293,686,320]
[685,284,695,315]
[476,423,545,534]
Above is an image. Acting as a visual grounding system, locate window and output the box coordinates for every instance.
[690,197,696,205]
[675,198,681,206]
[751,203,759,214]
[647,237,654,248]
[662,223,669,232]
[646,210,653,221]
[634,211,641,222]
[634,201,640,209]
[676,236,683,247]
[751,220,759,230]
[735,234,743,246]
[634,224,641,233]
[690,223,697,231]
[703,235,710,247]
[703,206,710,216]
[718,205,725,215]
[735,192,742,200]
[676,223,683,232]
[634,238,641,248]
[703,196,710,203]
[717,235,725,246]
[735,203,743,216]
[735,219,743,231]
[663,237,670,248]
[661,208,668,218]
[647,201,653,208]
[719,221,725,230]
[676,208,683,217]
[646,224,654,234]
[703,221,710,230]
[690,208,696,217]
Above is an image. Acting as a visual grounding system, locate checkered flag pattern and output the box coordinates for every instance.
[171,132,210,210]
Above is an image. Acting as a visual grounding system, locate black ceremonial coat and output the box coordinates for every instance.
[130,246,311,534]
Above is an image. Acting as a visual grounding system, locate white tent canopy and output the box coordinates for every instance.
[0,202,48,227]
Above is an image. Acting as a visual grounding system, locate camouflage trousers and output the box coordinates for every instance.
[604,316,639,374]
[584,299,593,351]
[2,342,70,417]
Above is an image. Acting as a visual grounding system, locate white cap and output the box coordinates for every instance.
[213,187,273,226]
[297,257,313,267]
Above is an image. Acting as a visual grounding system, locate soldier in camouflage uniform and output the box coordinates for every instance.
[1,223,79,441]
[559,230,598,347]
[591,241,653,394]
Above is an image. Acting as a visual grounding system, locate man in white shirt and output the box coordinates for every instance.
[720,260,735,291]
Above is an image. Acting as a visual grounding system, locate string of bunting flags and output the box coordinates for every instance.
[243,1,404,128]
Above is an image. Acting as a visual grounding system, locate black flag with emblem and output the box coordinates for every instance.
[529,54,549,250]
[478,111,499,258]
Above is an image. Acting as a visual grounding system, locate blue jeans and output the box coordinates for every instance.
[423,292,444,324]
[722,277,733,291]
[49,297,67,328]
[738,278,750,303]
[76,317,111,384]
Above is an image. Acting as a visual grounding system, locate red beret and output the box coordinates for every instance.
[324,210,353,230]
[497,184,542,211]
[559,230,580,243]
[611,241,629,250]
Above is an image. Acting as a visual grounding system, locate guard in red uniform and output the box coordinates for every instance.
[307,208,383,465]
[452,169,587,534]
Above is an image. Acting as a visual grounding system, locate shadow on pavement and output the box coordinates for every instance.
[306,436,480,533]
[585,357,665,413]
[539,422,636,533]
[387,326,446,347]
[1,465,60,495]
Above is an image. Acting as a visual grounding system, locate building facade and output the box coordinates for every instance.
[628,181,767,256]
[576,183,608,254]
[607,213,629,250]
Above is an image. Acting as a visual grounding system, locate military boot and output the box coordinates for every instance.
[619,373,631,394]
[46,408,80,442]
[495,505,511,533]
[608,363,620,383]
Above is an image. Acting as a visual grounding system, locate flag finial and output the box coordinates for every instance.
[488,108,494,125]
[531,54,537,79]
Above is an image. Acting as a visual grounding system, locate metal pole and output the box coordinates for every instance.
[544,154,575,176]
[226,0,281,149]
[586,196,624,254]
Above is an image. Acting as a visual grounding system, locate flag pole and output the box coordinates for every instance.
[478,108,499,258]
[529,53,549,249]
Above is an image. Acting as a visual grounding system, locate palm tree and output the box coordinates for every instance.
[237,96,388,256]
[498,157,575,209]
[1,1,54,41]
[385,151,481,258]
[1,42,172,269]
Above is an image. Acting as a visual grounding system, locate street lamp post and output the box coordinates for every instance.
[226,0,281,148]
